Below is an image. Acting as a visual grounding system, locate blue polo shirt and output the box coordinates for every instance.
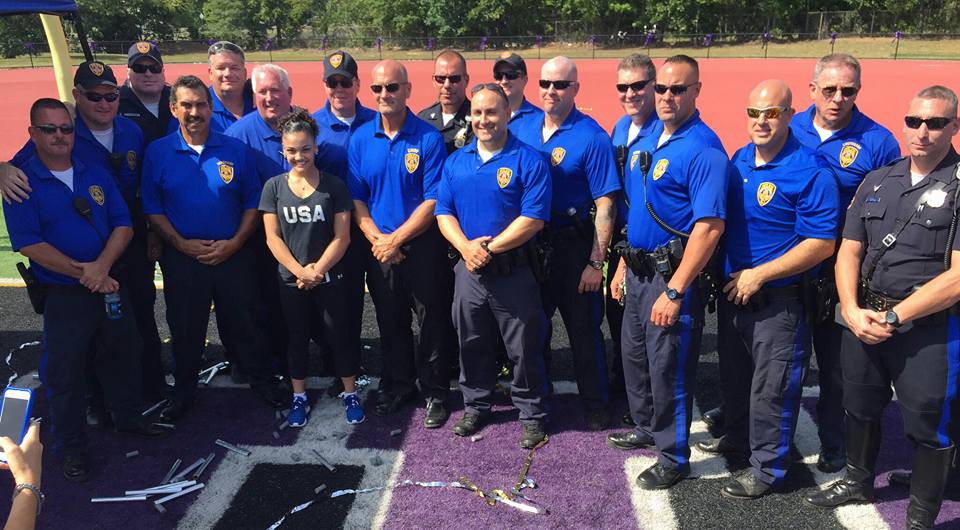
[312,100,377,178]
[141,130,261,240]
[209,86,255,133]
[790,104,900,214]
[507,98,544,136]
[724,133,839,286]
[626,111,731,251]
[436,134,552,239]
[224,110,286,184]
[346,109,447,234]
[10,114,144,199]
[512,108,620,226]
[3,156,131,285]
[610,112,661,229]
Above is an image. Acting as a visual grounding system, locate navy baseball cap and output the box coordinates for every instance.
[128,41,163,66]
[494,52,527,74]
[324,50,358,80]
[74,61,118,89]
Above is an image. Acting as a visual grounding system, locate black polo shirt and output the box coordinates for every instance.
[119,84,175,144]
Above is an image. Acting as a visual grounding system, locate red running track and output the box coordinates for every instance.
[1,57,958,159]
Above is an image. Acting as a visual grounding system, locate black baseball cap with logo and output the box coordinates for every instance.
[74,61,118,89]
[324,50,358,80]
[127,41,163,67]
[494,52,527,74]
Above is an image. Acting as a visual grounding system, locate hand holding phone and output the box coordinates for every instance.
[0,388,34,464]
[0,423,42,487]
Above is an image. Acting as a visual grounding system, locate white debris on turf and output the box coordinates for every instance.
[5,341,40,386]
[265,498,316,530]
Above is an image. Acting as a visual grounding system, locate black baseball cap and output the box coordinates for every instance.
[494,52,526,74]
[324,50,358,80]
[127,41,163,67]
[74,61,118,89]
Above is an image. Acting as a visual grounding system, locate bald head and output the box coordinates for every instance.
[371,60,411,118]
[746,79,795,157]
[542,56,578,82]
[372,60,408,84]
[748,79,792,109]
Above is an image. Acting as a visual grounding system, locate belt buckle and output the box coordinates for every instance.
[881,233,896,247]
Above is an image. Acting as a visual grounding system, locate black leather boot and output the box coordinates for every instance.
[805,415,881,508]
[906,443,955,530]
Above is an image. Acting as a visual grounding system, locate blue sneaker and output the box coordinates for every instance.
[288,395,310,428]
[342,393,365,424]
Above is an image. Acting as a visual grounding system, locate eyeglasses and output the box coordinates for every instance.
[818,85,859,98]
[370,83,402,94]
[904,116,955,130]
[130,63,162,74]
[325,78,354,89]
[746,106,787,119]
[31,124,75,135]
[654,84,694,95]
[494,70,522,81]
[538,80,575,90]
[80,91,120,103]
[207,41,245,60]
[433,75,463,84]
[616,80,653,93]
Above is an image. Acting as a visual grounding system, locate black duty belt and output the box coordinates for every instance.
[481,244,534,277]
[620,241,683,280]
[859,284,957,326]
[730,284,803,313]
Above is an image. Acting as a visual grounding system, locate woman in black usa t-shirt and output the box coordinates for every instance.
[258,108,364,426]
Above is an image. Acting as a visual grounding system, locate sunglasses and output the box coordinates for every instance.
[433,75,463,84]
[208,41,245,59]
[470,82,508,99]
[130,63,162,74]
[904,116,955,130]
[325,78,354,89]
[654,84,694,95]
[819,85,859,98]
[616,80,653,93]
[31,124,75,135]
[494,70,522,81]
[538,80,575,90]
[746,106,787,119]
[370,83,402,94]
[80,91,120,103]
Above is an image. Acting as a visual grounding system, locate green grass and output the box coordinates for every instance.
[0,206,25,279]
[1,36,959,68]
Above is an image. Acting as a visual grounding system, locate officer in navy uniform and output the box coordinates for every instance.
[606,55,731,490]
[142,75,287,422]
[120,41,176,144]
[436,83,553,448]
[513,56,621,431]
[804,85,960,530]
[347,60,455,428]
[3,98,165,482]
[608,54,660,402]
[418,50,472,153]
[698,80,839,499]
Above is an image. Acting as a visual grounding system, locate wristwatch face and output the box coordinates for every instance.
[666,288,679,300]
[589,260,604,270]
[885,310,899,325]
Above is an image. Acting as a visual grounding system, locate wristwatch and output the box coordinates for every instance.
[14,483,44,516]
[665,287,682,300]
[588,259,604,270]
[884,310,902,328]
[480,240,493,254]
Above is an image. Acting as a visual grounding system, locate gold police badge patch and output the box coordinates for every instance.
[630,151,639,171]
[497,167,513,189]
[329,53,343,69]
[136,41,151,54]
[404,152,420,173]
[652,159,669,181]
[218,161,234,184]
[839,142,861,168]
[551,147,566,166]
[89,62,104,77]
[757,182,777,206]
[88,185,105,206]
[127,150,137,171]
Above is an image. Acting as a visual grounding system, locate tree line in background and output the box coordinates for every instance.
[1,0,959,58]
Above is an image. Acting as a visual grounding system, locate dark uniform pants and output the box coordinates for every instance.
[605,233,626,389]
[718,295,811,486]
[841,315,959,448]
[453,261,548,422]
[365,227,454,402]
[160,244,274,402]
[813,318,846,453]
[41,285,143,453]
[541,234,609,404]
[621,269,703,470]
[121,232,164,399]
[341,224,369,369]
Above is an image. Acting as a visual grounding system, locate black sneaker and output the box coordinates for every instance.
[63,452,90,483]
[424,401,449,429]
[520,422,547,449]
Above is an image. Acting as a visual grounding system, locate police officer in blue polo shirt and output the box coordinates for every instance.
[607,55,730,490]
[207,41,254,133]
[492,52,543,135]
[142,75,287,422]
[347,60,455,428]
[789,53,900,473]
[513,56,620,431]
[607,54,660,404]
[1,61,166,415]
[697,80,838,499]
[436,83,552,448]
[3,98,165,482]
[804,85,960,530]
